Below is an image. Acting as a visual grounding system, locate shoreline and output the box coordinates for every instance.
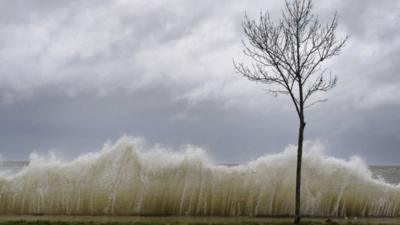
[1,216,400,224]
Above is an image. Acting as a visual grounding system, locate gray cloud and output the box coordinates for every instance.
[0,0,399,164]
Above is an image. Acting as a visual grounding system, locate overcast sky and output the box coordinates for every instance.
[0,0,399,164]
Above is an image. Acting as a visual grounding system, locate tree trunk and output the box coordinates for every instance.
[294,119,306,224]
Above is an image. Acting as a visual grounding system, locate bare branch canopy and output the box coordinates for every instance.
[234,0,348,116]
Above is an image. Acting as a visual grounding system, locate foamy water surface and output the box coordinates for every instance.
[0,136,399,217]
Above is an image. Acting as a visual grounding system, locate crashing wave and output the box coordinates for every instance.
[0,136,399,216]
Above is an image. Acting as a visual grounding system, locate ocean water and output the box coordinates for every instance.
[0,137,399,217]
[370,166,400,185]
[0,161,29,177]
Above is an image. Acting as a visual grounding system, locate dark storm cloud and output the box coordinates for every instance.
[0,83,297,163]
[0,0,399,164]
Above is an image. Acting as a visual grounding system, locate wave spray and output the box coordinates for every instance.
[0,136,399,216]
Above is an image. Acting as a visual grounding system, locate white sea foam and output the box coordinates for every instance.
[0,136,399,216]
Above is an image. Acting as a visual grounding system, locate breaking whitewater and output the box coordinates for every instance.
[0,136,399,217]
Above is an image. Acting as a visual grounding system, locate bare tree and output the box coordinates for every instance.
[234,0,347,223]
